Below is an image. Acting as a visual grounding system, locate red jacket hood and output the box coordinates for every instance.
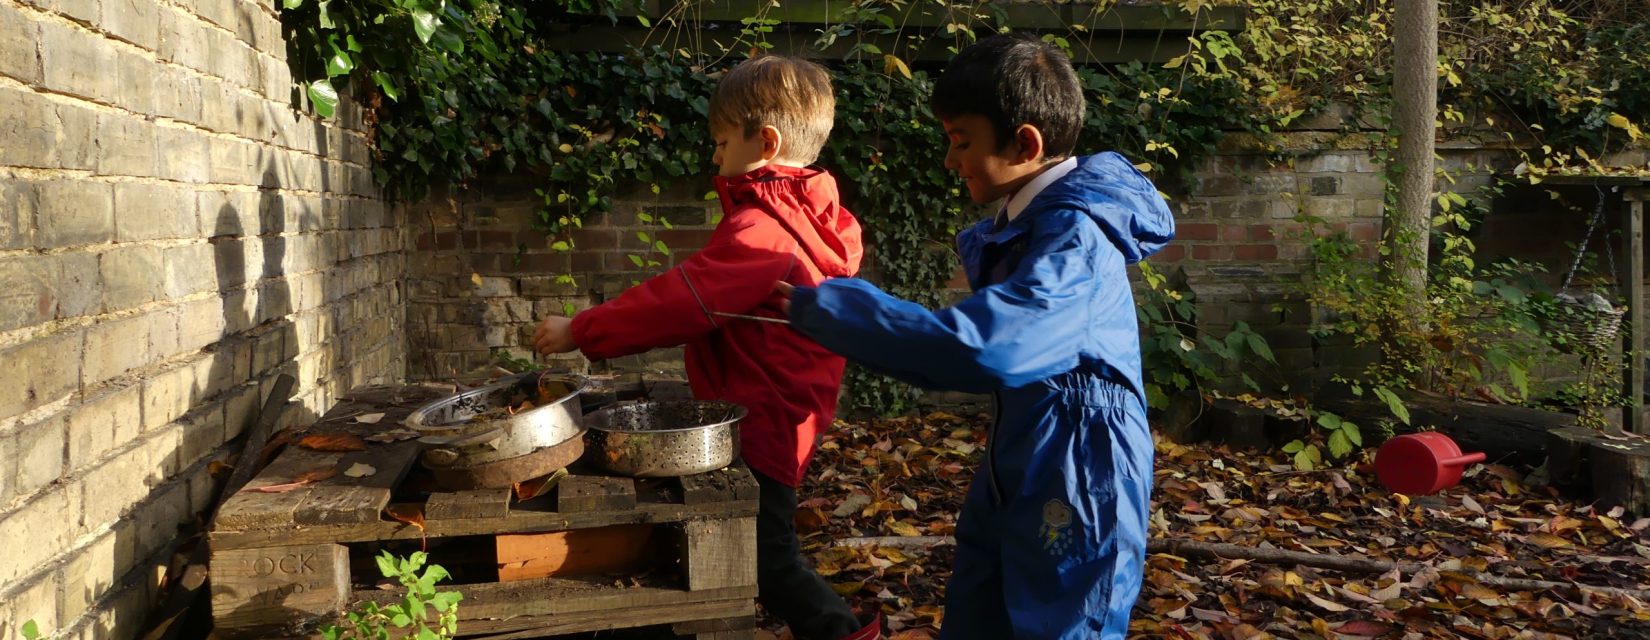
[714,164,863,278]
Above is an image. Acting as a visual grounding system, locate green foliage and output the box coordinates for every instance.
[321,551,462,640]
[277,0,1650,414]
[19,620,39,640]
[1136,261,1278,411]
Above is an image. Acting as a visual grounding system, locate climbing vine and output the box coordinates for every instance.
[279,0,1650,414]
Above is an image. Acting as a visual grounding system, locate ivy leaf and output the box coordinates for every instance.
[1245,332,1276,363]
[307,80,339,118]
[411,9,439,44]
[326,49,354,76]
[372,71,400,101]
[628,254,645,267]
[654,240,669,254]
[636,14,652,27]
[282,0,303,8]
[22,621,39,640]
[432,25,464,53]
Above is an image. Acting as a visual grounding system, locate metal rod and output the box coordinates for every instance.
[710,311,790,325]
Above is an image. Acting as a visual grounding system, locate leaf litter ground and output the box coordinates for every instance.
[756,412,1650,639]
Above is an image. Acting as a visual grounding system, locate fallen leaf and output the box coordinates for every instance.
[244,468,336,493]
[1305,591,1350,612]
[365,429,420,443]
[385,504,428,551]
[344,463,377,478]
[1334,620,1395,637]
[355,412,386,424]
[1462,495,1485,515]
[1527,532,1573,549]
[298,432,367,452]
[470,272,484,287]
[833,493,872,517]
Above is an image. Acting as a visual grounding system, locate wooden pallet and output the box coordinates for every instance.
[208,384,760,639]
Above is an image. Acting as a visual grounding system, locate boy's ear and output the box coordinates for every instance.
[1012,124,1046,165]
[759,125,783,161]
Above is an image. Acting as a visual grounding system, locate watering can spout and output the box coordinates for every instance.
[1444,452,1487,467]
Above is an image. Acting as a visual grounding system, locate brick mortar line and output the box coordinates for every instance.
[0,253,405,350]
[0,224,403,259]
[0,443,230,605]
[0,22,374,155]
[0,166,384,193]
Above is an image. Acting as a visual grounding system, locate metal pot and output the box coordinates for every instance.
[584,400,744,477]
[404,371,588,468]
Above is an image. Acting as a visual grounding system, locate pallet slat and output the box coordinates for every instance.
[293,442,421,525]
[685,517,757,591]
[210,544,350,634]
[495,523,657,581]
[557,474,638,512]
[426,488,513,520]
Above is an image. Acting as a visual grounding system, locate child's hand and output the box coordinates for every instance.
[533,315,576,354]
[774,281,793,317]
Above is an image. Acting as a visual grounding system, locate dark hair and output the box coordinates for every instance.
[931,33,1083,159]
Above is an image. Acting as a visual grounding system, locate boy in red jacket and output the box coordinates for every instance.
[532,56,879,640]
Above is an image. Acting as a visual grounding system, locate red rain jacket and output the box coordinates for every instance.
[570,164,863,486]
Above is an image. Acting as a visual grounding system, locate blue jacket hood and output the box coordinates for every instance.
[1030,152,1173,264]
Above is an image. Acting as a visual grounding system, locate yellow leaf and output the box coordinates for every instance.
[470,272,484,287]
[1163,54,1187,69]
[889,520,923,537]
[884,54,912,80]
[1607,113,1632,130]
[1527,532,1573,549]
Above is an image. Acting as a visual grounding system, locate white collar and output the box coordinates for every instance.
[1002,157,1078,222]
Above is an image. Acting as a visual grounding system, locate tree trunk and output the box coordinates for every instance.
[1383,1,1439,335]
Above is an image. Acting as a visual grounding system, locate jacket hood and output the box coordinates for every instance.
[1031,152,1174,264]
[714,164,863,277]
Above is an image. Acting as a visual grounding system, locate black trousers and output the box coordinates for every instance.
[753,469,860,640]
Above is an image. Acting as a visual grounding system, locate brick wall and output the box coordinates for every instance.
[405,175,715,379]
[401,134,1528,391]
[0,0,404,636]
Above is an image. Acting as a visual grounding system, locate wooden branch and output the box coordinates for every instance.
[1147,538,1650,601]
[834,536,957,549]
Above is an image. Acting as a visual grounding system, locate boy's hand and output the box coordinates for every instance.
[773,281,794,317]
[533,316,576,354]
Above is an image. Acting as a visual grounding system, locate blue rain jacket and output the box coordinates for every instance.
[789,152,1174,639]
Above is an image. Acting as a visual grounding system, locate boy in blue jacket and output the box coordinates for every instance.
[775,34,1174,639]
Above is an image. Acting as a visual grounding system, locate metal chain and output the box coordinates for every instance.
[1559,186,1614,294]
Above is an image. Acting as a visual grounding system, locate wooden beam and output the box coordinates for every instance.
[425,489,513,520]
[683,517,757,591]
[1627,193,1647,435]
[209,544,350,636]
[458,598,754,639]
[556,474,639,513]
[208,499,756,550]
[350,579,755,621]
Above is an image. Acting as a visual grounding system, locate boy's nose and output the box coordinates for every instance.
[943,148,958,171]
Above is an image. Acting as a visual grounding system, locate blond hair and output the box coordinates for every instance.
[709,56,836,165]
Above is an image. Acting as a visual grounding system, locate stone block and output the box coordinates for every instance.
[163,244,216,299]
[115,48,156,116]
[0,567,59,638]
[209,29,256,90]
[95,113,157,177]
[102,0,158,50]
[141,361,195,432]
[0,329,82,421]
[0,255,57,332]
[200,189,260,237]
[98,245,163,312]
[0,2,42,84]
[0,178,35,250]
[78,441,149,530]
[59,529,121,622]
[154,66,203,124]
[115,181,198,242]
[14,415,67,497]
[40,19,117,102]
[82,315,148,387]
[156,125,211,184]
[56,251,102,320]
[0,486,74,585]
[20,0,98,23]
[158,5,206,71]
[0,86,60,169]
[67,383,144,471]
[56,101,100,171]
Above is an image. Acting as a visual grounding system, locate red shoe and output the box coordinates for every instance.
[837,612,884,640]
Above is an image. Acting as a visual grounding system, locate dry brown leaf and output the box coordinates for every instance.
[1305,591,1350,612]
[1527,532,1574,549]
[1334,620,1395,637]
[355,412,387,424]
[297,432,367,452]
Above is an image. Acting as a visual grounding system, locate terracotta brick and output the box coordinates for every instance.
[1178,223,1219,241]
[571,229,618,250]
[1153,245,1186,263]
[1191,245,1232,261]
[1222,224,1248,242]
[1248,225,1275,241]
[1234,244,1278,261]
[570,251,604,272]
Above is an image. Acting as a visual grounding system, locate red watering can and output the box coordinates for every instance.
[1374,432,1486,495]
